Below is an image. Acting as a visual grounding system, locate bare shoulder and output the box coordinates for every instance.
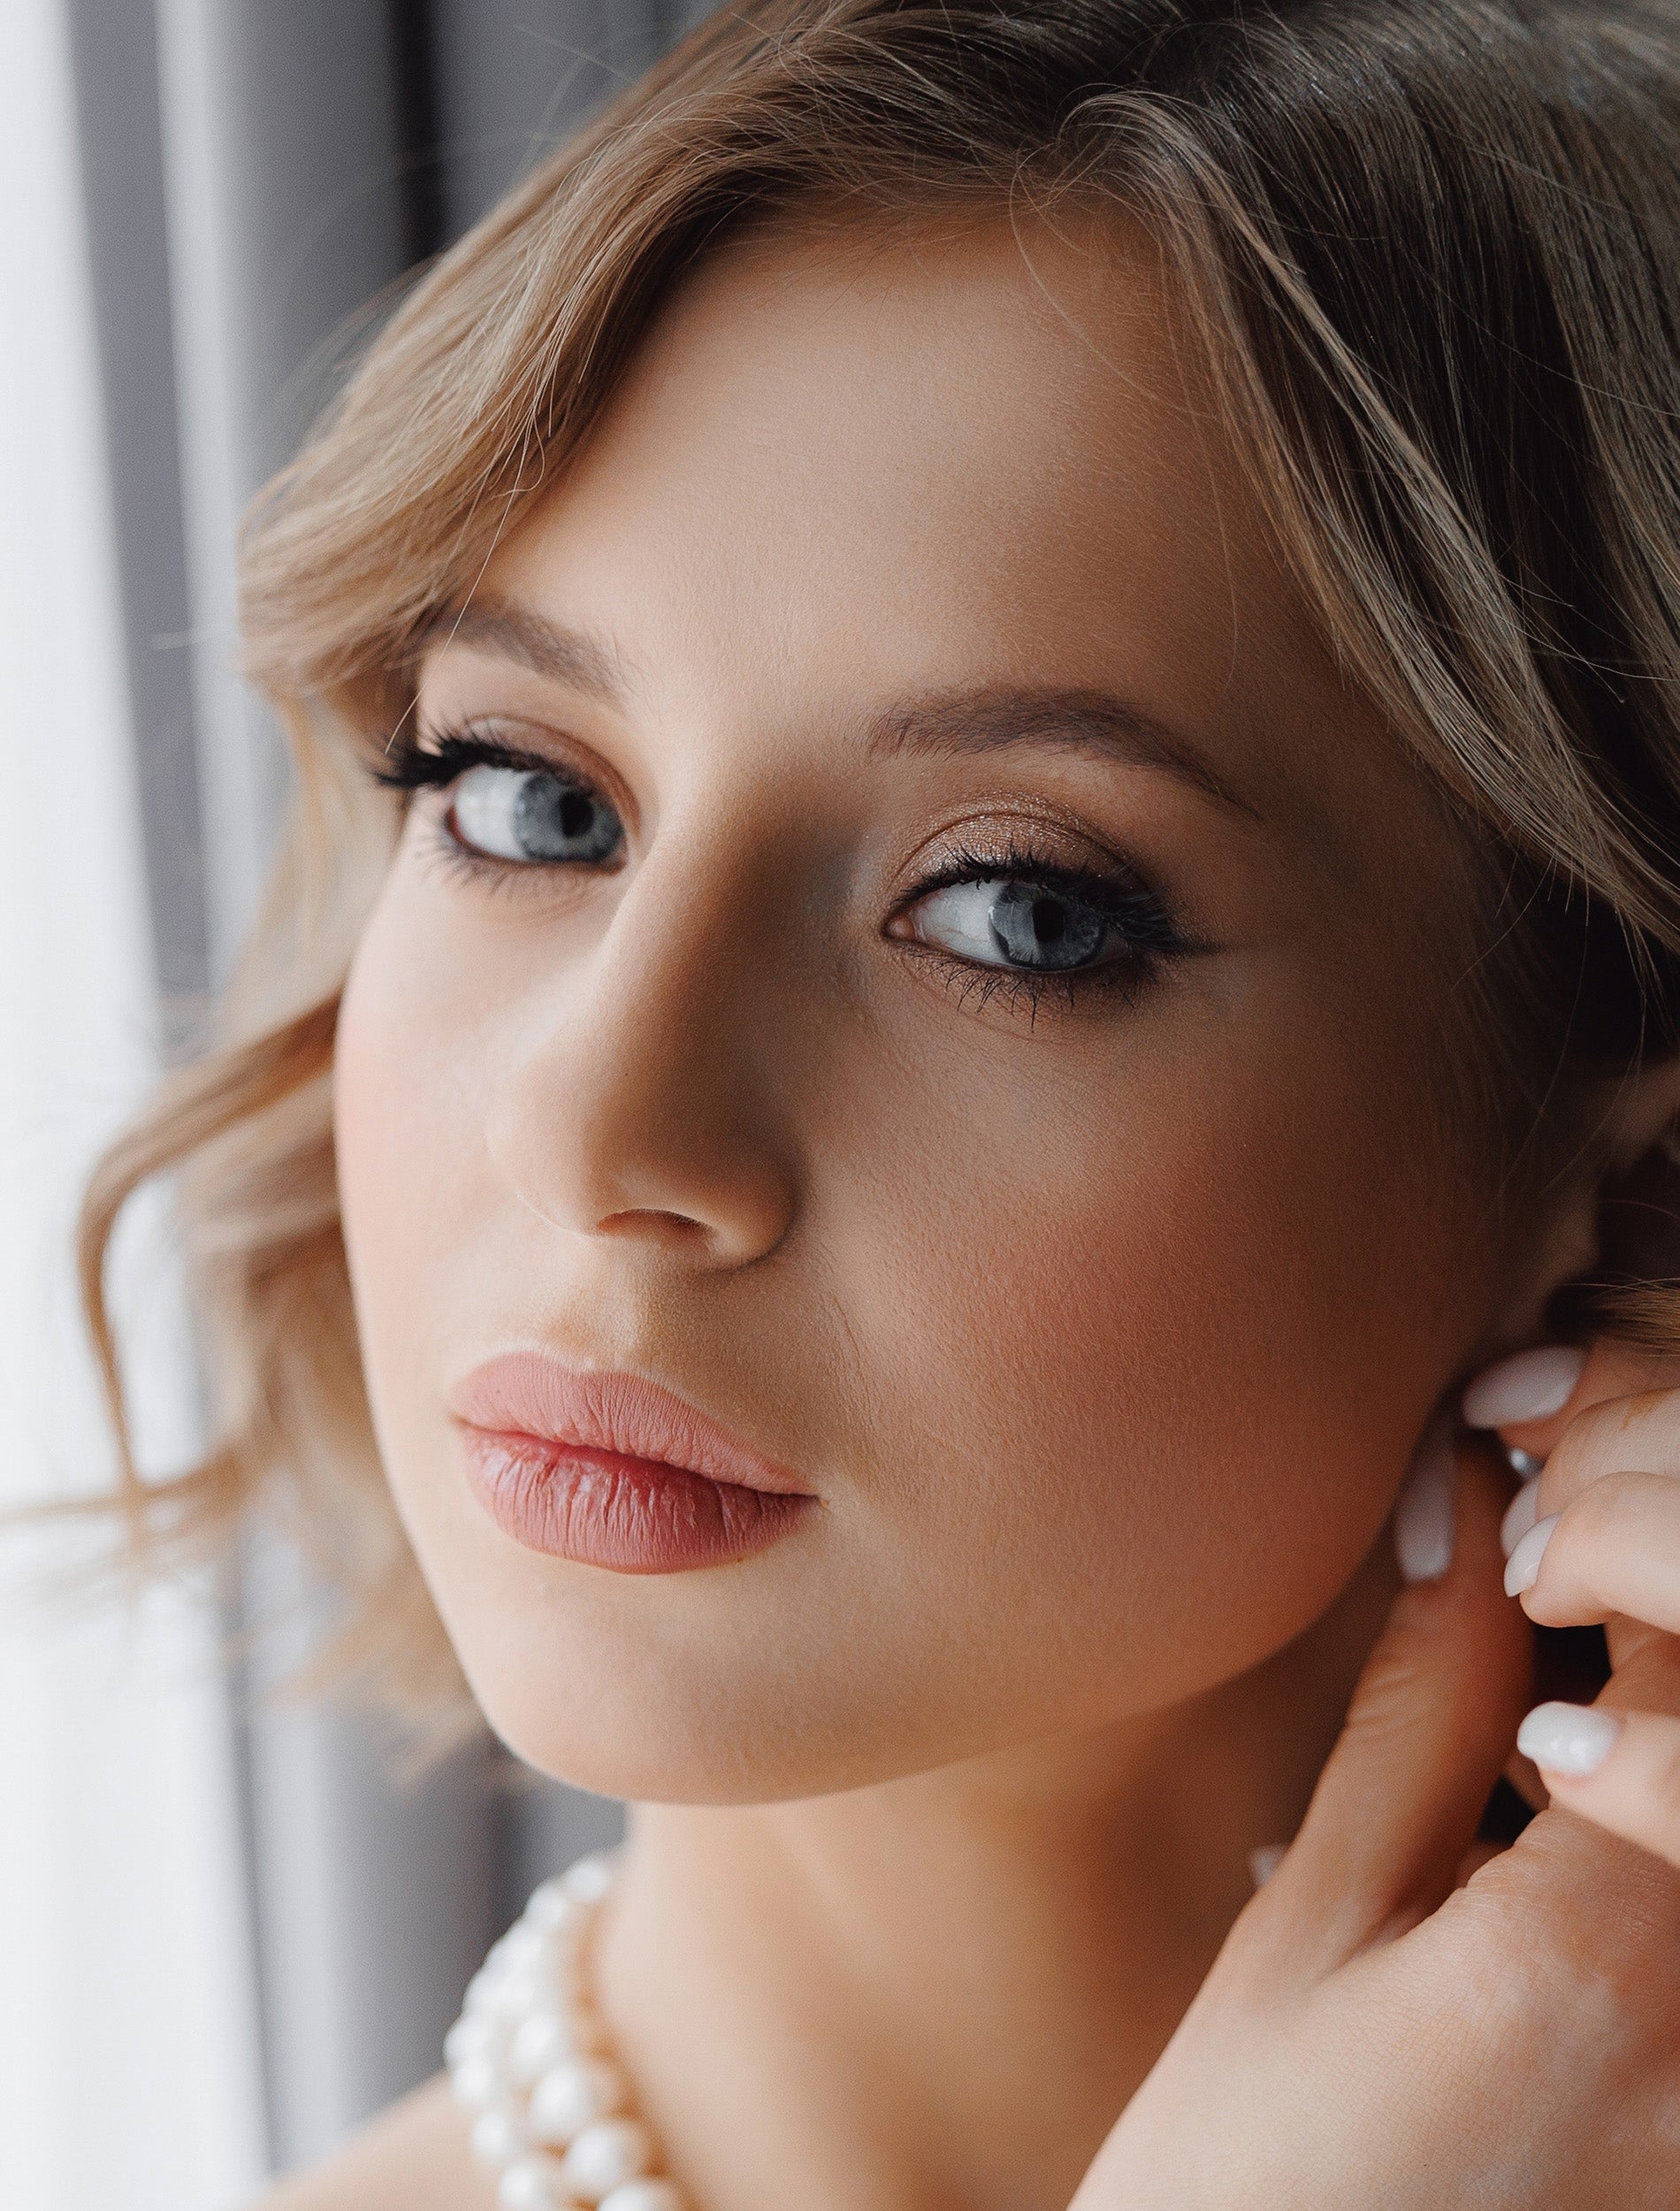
[254,2074,492,2211]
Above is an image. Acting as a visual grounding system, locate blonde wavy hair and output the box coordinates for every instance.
[79,0,1680,1726]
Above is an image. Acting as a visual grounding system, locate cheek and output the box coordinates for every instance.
[811,987,1482,1715]
[332,879,485,1480]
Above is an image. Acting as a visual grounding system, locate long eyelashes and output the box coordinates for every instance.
[377,727,627,891]
[906,838,1189,959]
[374,730,559,792]
[370,732,1194,1012]
[893,845,1187,1018]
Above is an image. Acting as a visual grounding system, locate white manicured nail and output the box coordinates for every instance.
[1503,1513,1559,1596]
[1500,1478,1542,1559]
[1394,1420,1456,1583]
[1248,1843,1287,1888]
[1516,1702,1621,1777]
[1507,1446,1545,1480]
[1462,1345,1585,1428]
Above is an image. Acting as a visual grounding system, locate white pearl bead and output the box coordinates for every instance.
[449,2054,508,2112]
[464,1965,505,2016]
[444,2014,490,2070]
[492,1969,553,2022]
[561,1853,617,1904]
[499,1923,550,1972]
[599,2183,685,2211]
[527,2055,627,2146]
[470,2107,528,2169]
[451,2008,513,2063]
[526,1878,588,1934]
[518,1926,587,1996]
[562,2117,655,2204]
[497,2153,571,2210]
[510,2008,596,2085]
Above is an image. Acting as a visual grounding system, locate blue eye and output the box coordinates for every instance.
[451,764,623,867]
[905,877,1115,973]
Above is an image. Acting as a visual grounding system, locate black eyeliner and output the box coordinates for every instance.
[373,729,570,793]
[376,735,1190,991]
[907,838,1191,959]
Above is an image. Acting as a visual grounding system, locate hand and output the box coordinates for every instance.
[1070,1446,1680,2210]
[1465,1337,1680,1871]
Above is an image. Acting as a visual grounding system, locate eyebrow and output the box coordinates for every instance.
[865,686,1257,819]
[416,597,630,705]
[419,601,1253,820]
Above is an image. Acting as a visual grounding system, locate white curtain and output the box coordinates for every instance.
[1,4,679,2193]
[0,4,265,2207]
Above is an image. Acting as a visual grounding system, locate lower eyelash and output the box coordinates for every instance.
[907,943,1155,1024]
[949,961,1078,1023]
[416,813,554,899]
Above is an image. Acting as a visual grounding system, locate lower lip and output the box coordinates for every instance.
[460,1428,815,1573]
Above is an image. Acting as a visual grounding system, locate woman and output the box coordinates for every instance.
[80,1,1680,2202]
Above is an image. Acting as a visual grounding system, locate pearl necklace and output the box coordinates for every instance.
[446,1851,685,2211]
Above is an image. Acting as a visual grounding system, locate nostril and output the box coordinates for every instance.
[596,1207,711,1244]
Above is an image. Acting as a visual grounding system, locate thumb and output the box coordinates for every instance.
[1248,1439,1531,1985]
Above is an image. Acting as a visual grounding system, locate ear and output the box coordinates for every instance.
[1496,1054,1680,1339]
[1596,1053,1680,1285]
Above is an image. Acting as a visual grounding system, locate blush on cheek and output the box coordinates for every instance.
[826,1023,1471,1721]
[333,860,494,1267]
[330,891,477,1457]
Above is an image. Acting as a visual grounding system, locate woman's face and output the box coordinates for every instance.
[335,213,1529,1801]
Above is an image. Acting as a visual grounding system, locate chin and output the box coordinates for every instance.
[466,1671,894,1807]
[439,1603,1016,1807]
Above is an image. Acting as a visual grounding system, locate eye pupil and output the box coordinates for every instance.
[988,882,1104,970]
[512,773,621,862]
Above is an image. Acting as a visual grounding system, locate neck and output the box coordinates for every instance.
[598,1539,1393,2211]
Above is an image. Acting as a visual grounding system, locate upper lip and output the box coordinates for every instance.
[446,1352,816,1497]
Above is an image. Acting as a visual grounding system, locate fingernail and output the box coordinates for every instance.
[1248,1843,1287,1889]
[1516,1702,1621,1777]
[1500,1477,1542,1559]
[1462,1345,1585,1428]
[1394,1420,1456,1583]
[1507,1446,1545,1480]
[1503,1512,1560,1596]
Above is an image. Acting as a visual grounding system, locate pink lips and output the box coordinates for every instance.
[447,1355,817,1573]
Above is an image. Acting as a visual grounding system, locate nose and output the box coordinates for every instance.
[482,839,801,1268]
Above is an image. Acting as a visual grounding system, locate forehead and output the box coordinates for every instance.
[462,208,1439,868]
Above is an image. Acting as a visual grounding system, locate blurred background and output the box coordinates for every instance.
[1,5,713,2204]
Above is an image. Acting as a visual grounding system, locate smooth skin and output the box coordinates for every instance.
[286,211,1680,2207]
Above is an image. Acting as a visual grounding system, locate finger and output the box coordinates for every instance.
[1508,1376,1680,1671]
[1460,1340,1590,1459]
[1517,1702,1680,1873]
[1454,1838,1505,1888]
[1530,1389,1680,1521]
[1249,1443,1530,1982]
[1464,1335,1673,1465]
[1505,1471,1680,1637]
[1493,1631,1680,2024]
